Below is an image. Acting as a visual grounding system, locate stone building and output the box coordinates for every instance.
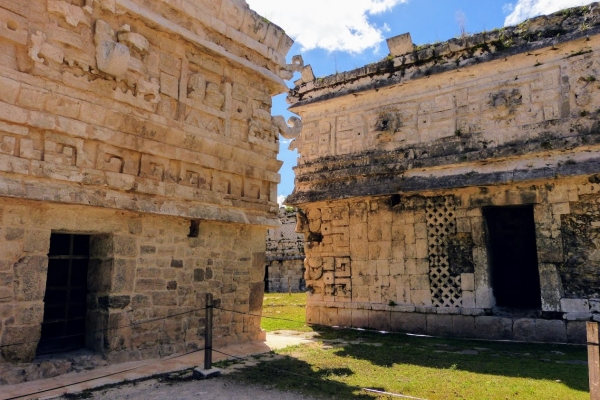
[287,3,600,343]
[265,207,305,293]
[0,0,301,381]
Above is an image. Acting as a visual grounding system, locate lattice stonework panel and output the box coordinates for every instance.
[426,197,461,307]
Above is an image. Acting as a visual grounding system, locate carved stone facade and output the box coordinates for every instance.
[265,208,305,293]
[0,0,298,382]
[287,3,600,344]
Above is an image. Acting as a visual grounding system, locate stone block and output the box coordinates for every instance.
[112,259,135,292]
[96,40,130,79]
[320,307,338,326]
[1,325,41,362]
[590,299,600,313]
[535,319,567,343]
[386,32,414,56]
[411,289,432,306]
[23,229,50,253]
[14,302,44,325]
[306,306,320,325]
[337,308,352,327]
[564,313,591,321]
[513,319,536,342]
[452,315,475,338]
[566,321,586,344]
[560,298,589,313]
[14,256,48,301]
[351,308,369,329]
[474,316,512,340]
[135,278,166,291]
[426,314,453,337]
[461,291,475,308]
[461,273,475,291]
[113,236,137,257]
[152,291,177,306]
[390,312,426,334]
[369,310,391,331]
[409,274,429,291]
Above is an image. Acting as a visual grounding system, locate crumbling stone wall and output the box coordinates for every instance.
[0,0,298,379]
[287,3,600,344]
[265,207,305,292]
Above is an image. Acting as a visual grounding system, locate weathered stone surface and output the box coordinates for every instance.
[295,2,600,345]
[535,320,567,343]
[426,314,453,337]
[265,208,305,293]
[390,312,425,334]
[0,0,293,381]
[475,316,512,340]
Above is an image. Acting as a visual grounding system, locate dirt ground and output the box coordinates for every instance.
[60,376,316,400]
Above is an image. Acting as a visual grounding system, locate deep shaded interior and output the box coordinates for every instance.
[37,234,90,355]
[483,206,542,309]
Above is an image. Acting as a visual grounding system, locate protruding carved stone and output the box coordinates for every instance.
[280,54,305,80]
[272,115,303,140]
[48,0,91,27]
[95,20,130,79]
[28,31,46,63]
[188,74,206,101]
[137,78,161,103]
[204,82,225,110]
[118,25,150,55]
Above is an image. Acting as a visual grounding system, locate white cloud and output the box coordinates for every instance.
[277,195,286,207]
[246,0,408,53]
[504,0,590,26]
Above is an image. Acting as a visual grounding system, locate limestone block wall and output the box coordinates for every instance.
[286,4,600,343]
[300,177,600,343]
[0,198,266,365]
[0,0,297,226]
[265,208,305,292]
[0,0,296,377]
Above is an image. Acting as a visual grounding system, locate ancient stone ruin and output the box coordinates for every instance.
[0,0,299,383]
[287,3,600,344]
[265,207,305,293]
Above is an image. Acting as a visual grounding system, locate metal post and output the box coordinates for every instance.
[588,321,600,400]
[288,276,291,296]
[204,293,213,370]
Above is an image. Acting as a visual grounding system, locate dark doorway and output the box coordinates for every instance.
[483,206,542,309]
[37,234,90,355]
[264,265,269,293]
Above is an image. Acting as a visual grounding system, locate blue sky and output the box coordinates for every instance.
[246,0,590,204]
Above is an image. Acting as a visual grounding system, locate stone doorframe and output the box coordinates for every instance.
[469,197,565,313]
[1,233,130,363]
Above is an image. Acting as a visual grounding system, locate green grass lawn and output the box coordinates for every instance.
[238,293,590,399]
[261,292,313,332]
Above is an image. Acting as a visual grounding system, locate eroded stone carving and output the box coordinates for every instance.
[95,20,130,79]
[117,25,149,55]
[272,116,303,140]
[48,1,91,28]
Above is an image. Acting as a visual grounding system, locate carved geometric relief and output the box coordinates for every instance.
[305,256,352,301]
[96,144,141,175]
[336,115,364,155]
[426,196,461,307]
[139,154,169,181]
[180,163,212,191]
[44,135,82,167]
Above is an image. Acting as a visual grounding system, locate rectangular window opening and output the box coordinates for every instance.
[37,233,91,356]
[483,206,542,310]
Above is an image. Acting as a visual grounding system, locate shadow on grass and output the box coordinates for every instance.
[223,355,373,399]
[314,326,589,393]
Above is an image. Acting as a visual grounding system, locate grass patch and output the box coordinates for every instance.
[235,327,589,399]
[254,294,588,399]
[261,293,311,332]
